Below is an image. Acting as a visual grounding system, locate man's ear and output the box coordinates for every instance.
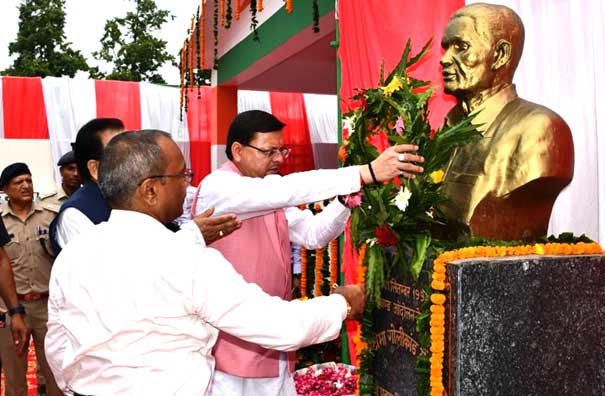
[87,159,99,182]
[231,142,243,162]
[138,179,159,206]
[492,39,512,70]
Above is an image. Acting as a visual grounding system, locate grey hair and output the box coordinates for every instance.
[98,130,172,208]
[452,3,525,74]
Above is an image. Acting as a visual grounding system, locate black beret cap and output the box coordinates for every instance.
[0,162,31,189]
[57,150,76,166]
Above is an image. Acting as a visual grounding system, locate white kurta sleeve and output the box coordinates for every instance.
[45,274,68,392]
[188,247,347,351]
[56,208,95,248]
[196,165,361,220]
[175,220,206,248]
[285,200,350,249]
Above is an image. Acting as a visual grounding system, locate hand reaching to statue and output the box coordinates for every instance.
[192,206,242,245]
[359,144,425,183]
[332,284,367,321]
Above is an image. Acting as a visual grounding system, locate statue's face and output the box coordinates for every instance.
[440,16,496,96]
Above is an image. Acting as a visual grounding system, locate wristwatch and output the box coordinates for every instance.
[8,305,26,316]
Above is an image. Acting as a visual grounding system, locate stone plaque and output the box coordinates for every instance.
[373,256,429,396]
[447,254,605,396]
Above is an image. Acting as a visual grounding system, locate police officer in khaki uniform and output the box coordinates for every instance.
[40,150,82,213]
[0,163,62,396]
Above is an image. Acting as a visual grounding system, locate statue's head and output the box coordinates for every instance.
[440,3,525,97]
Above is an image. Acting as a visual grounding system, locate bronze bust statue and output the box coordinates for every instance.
[439,3,574,241]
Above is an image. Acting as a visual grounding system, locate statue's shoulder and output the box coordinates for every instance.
[508,98,570,130]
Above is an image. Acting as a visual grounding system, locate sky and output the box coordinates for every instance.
[0,0,200,85]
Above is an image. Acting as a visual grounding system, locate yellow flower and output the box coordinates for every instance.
[534,244,545,254]
[430,170,445,183]
[382,76,403,96]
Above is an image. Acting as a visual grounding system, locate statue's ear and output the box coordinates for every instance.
[492,39,512,70]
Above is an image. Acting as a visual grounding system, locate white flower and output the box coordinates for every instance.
[342,114,357,135]
[366,237,378,247]
[391,186,412,212]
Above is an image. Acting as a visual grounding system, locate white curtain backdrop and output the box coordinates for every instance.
[303,93,338,144]
[140,82,190,167]
[466,0,605,243]
[237,90,272,114]
[42,77,96,185]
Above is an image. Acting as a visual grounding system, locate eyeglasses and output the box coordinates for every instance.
[243,143,291,159]
[138,168,194,186]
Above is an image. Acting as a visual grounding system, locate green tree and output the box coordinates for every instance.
[93,0,174,83]
[2,0,89,77]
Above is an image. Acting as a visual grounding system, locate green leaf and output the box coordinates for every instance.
[410,234,431,280]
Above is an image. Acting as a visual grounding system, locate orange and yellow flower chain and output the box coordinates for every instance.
[354,243,368,396]
[428,242,603,396]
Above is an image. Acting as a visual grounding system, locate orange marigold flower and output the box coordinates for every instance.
[430,305,445,314]
[431,280,445,290]
[430,293,446,305]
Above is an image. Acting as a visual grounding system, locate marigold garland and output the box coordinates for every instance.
[354,242,368,396]
[257,0,263,12]
[329,239,339,286]
[315,247,324,297]
[200,0,206,70]
[188,17,195,89]
[235,0,241,20]
[220,0,226,26]
[285,0,293,14]
[300,245,308,299]
[179,41,186,120]
[428,241,603,396]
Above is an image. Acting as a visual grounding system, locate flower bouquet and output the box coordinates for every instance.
[340,39,482,395]
[294,362,357,396]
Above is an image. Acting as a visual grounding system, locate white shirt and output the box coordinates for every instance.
[45,210,347,396]
[56,206,206,249]
[197,165,362,248]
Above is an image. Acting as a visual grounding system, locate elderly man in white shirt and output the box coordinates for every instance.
[195,110,424,396]
[45,130,367,396]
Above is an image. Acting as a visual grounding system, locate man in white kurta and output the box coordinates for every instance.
[195,110,424,396]
[45,130,365,396]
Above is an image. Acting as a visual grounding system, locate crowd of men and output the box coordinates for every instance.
[0,112,422,396]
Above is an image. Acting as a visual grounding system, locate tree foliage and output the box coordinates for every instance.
[93,0,174,83]
[2,0,89,77]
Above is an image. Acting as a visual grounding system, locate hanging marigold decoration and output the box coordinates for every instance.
[249,0,260,42]
[225,0,233,28]
[220,0,226,27]
[213,0,219,69]
[314,247,324,297]
[200,0,206,70]
[353,242,368,396]
[300,245,308,299]
[179,41,186,120]
[329,239,338,286]
[235,0,241,20]
[312,0,319,32]
[285,0,293,14]
[188,16,195,89]
[257,0,263,12]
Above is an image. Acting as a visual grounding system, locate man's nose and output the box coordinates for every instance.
[440,48,453,67]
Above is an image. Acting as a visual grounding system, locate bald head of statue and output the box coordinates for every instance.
[440,3,525,106]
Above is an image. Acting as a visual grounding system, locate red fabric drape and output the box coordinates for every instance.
[269,92,315,175]
[2,77,48,139]
[186,87,212,186]
[338,0,465,362]
[95,80,142,131]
